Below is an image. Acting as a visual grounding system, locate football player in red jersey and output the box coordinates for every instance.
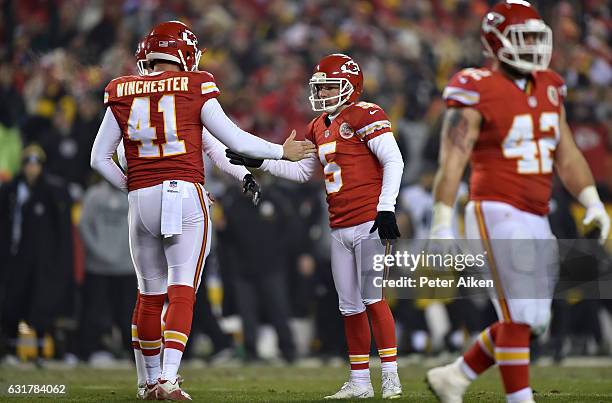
[91,21,315,400]
[425,2,610,403]
[227,53,404,399]
[124,35,260,400]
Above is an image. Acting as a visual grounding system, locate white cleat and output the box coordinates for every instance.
[136,383,146,400]
[141,382,159,400]
[381,372,402,399]
[324,381,374,399]
[426,361,471,403]
[157,378,192,400]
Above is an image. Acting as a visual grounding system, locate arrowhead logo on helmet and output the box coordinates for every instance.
[480,1,552,74]
[309,54,364,113]
[144,21,204,72]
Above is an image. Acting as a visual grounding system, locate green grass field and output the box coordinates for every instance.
[0,365,611,402]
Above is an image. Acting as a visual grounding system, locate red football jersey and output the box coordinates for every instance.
[306,101,392,228]
[443,67,566,215]
[104,70,220,191]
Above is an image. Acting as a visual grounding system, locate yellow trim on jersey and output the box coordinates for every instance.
[443,86,480,105]
[356,120,391,139]
[201,82,219,95]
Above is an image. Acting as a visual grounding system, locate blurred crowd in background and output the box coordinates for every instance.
[0,0,611,367]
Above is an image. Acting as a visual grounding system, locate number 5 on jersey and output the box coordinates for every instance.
[319,142,342,193]
[127,95,186,158]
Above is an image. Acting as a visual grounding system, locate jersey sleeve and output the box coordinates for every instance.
[103,79,119,107]
[443,69,483,108]
[304,118,316,143]
[194,71,221,103]
[353,102,392,142]
[544,69,567,103]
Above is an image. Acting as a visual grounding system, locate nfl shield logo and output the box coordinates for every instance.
[169,181,178,188]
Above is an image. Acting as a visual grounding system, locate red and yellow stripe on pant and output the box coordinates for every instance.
[474,201,512,322]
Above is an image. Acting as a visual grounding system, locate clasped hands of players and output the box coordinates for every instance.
[228,142,402,246]
[229,130,314,206]
[282,130,317,161]
[228,130,315,164]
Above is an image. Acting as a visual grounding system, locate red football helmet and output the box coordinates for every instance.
[309,54,363,113]
[481,1,552,73]
[135,37,149,76]
[145,21,202,72]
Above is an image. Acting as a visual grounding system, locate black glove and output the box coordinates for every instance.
[226,149,264,168]
[242,174,261,206]
[369,211,401,243]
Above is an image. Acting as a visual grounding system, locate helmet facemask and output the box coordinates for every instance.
[484,16,552,73]
[308,75,354,113]
[177,48,202,72]
[136,59,149,76]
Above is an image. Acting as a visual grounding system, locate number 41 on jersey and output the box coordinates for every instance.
[127,95,186,158]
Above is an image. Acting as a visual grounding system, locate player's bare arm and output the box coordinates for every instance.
[555,106,610,242]
[555,106,597,198]
[434,107,482,206]
[430,107,481,236]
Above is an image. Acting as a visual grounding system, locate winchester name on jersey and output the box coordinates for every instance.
[443,67,567,215]
[306,102,392,228]
[104,70,220,191]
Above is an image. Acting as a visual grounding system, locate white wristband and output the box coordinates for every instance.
[432,202,453,230]
[578,185,603,208]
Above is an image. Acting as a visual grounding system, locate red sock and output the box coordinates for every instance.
[366,301,397,364]
[131,292,142,350]
[163,285,195,352]
[343,311,371,370]
[495,322,531,394]
[463,321,501,376]
[138,294,166,356]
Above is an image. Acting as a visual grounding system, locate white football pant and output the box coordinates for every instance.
[128,182,212,295]
[331,220,386,316]
[465,200,558,335]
